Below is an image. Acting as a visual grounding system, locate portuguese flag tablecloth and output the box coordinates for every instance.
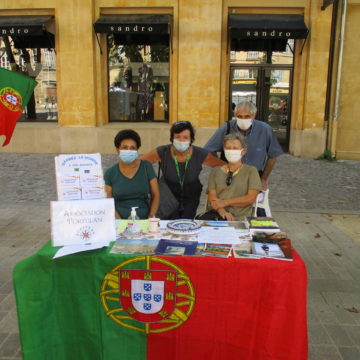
[0,67,37,146]
[13,242,308,360]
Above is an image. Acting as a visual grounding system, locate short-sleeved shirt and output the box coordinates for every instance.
[104,160,156,219]
[208,164,262,218]
[204,119,283,172]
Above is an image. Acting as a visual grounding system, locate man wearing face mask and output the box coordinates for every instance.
[204,101,283,190]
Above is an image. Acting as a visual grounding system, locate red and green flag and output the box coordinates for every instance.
[0,67,37,146]
[13,242,308,360]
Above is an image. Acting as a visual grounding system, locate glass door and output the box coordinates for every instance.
[229,66,292,149]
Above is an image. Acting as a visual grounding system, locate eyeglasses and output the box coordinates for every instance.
[226,171,233,186]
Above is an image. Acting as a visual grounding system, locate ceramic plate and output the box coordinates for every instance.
[167,220,201,235]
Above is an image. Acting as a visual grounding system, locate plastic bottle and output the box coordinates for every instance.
[128,207,140,221]
[127,207,140,234]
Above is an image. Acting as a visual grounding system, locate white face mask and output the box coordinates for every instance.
[173,139,190,152]
[237,118,253,130]
[224,149,243,163]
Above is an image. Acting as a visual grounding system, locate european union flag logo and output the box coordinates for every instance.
[133,293,141,301]
[144,283,152,292]
[154,295,162,302]
[144,303,151,311]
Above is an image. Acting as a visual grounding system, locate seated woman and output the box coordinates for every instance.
[207,133,262,221]
[104,129,160,219]
[140,121,224,219]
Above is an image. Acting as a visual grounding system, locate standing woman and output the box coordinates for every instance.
[140,121,223,219]
[104,129,160,219]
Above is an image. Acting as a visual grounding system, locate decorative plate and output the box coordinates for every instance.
[167,220,201,236]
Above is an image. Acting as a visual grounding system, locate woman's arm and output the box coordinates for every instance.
[203,152,225,167]
[207,189,235,221]
[210,189,259,211]
[139,149,161,163]
[148,178,160,218]
[105,184,121,219]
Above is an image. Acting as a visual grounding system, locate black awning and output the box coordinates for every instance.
[229,14,308,40]
[93,14,171,35]
[0,15,55,48]
[0,15,54,36]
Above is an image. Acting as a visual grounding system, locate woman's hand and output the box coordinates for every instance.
[210,197,228,211]
[217,208,235,221]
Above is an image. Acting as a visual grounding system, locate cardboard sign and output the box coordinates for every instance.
[51,198,116,246]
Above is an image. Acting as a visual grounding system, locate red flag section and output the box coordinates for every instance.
[0,68,37,146]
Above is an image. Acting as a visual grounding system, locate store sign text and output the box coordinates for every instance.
[246,30,292,38]
[110,25,154,33]
[1,27,30,35]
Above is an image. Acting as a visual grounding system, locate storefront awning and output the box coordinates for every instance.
[0,15,55,48]
[94,14,171,34]
[229,14,308,51]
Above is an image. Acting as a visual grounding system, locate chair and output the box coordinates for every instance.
[253,189,272,218]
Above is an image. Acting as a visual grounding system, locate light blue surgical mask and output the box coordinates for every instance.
[173,139,190,152]
[119,150,138,163]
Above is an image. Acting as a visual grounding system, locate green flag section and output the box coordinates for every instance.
[13,242,308,360]
[0,68,37,146]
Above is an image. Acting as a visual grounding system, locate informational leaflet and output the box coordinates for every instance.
[55,153,105,201]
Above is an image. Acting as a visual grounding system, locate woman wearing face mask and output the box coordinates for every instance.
[104,129,160,219]
[140,121,223,219]
[206,133,262,221]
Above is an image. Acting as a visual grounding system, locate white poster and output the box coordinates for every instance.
[51,198,116,246]
[55,153,105,201]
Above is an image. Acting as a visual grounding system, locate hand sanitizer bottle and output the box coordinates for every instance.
[128,207,140,221]
[128,207,140,234]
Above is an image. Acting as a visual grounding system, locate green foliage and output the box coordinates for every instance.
[315,149,337,161]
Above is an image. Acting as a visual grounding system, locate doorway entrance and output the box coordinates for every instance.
[230,65,292,150]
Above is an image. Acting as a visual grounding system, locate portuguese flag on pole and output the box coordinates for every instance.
[0,67,37,146]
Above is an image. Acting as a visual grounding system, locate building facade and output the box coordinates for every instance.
[0,0,359,160]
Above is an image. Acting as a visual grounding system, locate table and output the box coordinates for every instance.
[13,242,308,360]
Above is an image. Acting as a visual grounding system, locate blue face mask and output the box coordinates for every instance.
[173,139,190,152]
[119,150,138,163]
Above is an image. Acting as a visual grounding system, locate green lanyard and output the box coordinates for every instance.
[173,150,190,188]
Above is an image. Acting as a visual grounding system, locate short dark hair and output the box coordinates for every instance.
[170,121,195,143]
[114,129,141,149]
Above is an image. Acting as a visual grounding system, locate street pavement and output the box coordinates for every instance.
[0,153,360,359]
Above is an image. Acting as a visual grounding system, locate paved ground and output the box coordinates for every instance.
[0,153,360,359]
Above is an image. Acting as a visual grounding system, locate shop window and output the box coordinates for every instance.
[107,36,169,122]
[0,15,57,121]
[94,14,171,122]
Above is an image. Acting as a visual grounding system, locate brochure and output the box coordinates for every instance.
[55,153,105,201]
[110,238,159,255]
[155,239,198,256]
[202,243,232,258]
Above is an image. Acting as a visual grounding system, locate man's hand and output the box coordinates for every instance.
[261,177,268,190]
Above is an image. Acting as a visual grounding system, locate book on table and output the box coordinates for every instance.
[248,217,280,234]
[155,239,198,256]
[251,238,293,261]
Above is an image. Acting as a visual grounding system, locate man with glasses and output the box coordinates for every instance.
[204,101,283,190]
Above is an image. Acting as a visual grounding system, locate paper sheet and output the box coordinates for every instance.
[53,242,109,259]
